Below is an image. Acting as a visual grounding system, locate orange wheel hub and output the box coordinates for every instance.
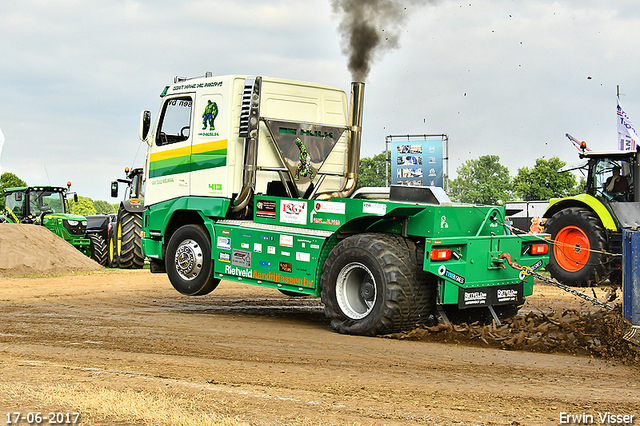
[554,225,590,272]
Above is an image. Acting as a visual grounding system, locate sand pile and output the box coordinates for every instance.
[0,223,103,277]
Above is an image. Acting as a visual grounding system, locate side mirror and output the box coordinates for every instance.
[111,181,119,198]
[74,193,78,203]
[140,110,152,145]
[15,192,22,202]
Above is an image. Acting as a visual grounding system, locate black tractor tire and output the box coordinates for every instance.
[545,207,607,287]
[117,208,144,269]
[166,224,220,296]
[107,226,117,268]
[88,233,108,266]
[320,233,435,336]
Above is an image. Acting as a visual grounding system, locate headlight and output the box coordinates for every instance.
[67,220,79,226]
[82,220,87,226]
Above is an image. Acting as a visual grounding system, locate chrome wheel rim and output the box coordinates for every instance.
[174,239,203,281]
[336,262,377,320]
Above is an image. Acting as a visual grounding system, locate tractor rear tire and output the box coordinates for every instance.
[166,224,220,296]
[89,234,108,266]
[320,233,435,336]
[117,208,144,269]
[545,207,607,287]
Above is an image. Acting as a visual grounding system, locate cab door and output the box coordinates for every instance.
[146,95,195,206]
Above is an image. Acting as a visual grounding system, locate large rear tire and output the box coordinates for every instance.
[320,233,435,336]
[88,234,108,266]
[545,207,607,287]
[166,224,220,296]
[117,208,144,269]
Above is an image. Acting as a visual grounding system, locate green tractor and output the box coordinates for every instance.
[1,185,108,265]
[543,145,640,286]
[108,167,145,268]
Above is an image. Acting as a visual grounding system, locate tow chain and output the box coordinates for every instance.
[498,253,616,312]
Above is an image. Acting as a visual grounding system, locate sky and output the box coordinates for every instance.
[1,0,639,202]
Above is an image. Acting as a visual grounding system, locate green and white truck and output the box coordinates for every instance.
[138,74,549,335]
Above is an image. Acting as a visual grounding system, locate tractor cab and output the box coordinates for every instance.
[4,186,68,224]
[582,151,637,202]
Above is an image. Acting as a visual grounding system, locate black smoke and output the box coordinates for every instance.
[332,0,433,82]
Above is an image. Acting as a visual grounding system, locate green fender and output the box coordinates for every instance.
[544,194,618,232]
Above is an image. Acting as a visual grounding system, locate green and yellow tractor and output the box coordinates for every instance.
[543,145,640,286]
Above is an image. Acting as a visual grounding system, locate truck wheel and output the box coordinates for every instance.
[166,224,220,296]
[320,233,435,336]
[545,207,606,287]
[117,208,144,269]
[88,234,108,266]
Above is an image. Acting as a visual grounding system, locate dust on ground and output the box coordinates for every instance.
[0,270,638,425]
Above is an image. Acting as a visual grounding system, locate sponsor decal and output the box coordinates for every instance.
[258,260,271,270]
[280,200,307,225]
[310,244,320,250]
[241,243,250,249]
[217,236,231,250]
[260,235,274,241]
[223,265,314,287]
[222,230,230,235]
[314,201,346,215]
[281,251,291,257]
[279,234,294,247]
[362,202,387,216]
[224,265,252,278]
[255,199,277,219]
[296,252,311,262]
[253,243,262,253]
[496,288,519,303]
[437,265,465,284]
[232,249,251,267]
[279,262,293,273]
[218,252,231,263]
[267,246,276,254]
[464,291,488,306]
[531,259,544,271]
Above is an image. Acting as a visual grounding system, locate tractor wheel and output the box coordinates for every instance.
[320,233,435,336]
[166,224,220,296]
[107,226,117,268]
[88,234,108,266]
[545,207,607,287]
[117,208,144,269]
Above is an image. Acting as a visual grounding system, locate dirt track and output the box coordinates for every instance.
[1,269,638,425]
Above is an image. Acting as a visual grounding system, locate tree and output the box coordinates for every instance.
[68,196,97,215]
[357,151,389,189]
[93,200,116,214]
[512,157,578,200]
[449,155,512,205]
[0,172,27,210]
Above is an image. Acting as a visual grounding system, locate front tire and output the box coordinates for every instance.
[320,233,435,336]
[88,233,108,266]
[117,208,144,269]
[166,224,220,296]
[545,207,607,287]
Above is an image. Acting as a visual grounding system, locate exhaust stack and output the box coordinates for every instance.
[316,81,365,200]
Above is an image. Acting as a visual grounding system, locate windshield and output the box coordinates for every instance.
[592,157,634,201]
[27,189,65,217]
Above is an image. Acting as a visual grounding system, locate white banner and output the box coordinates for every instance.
[617,97,639,151]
